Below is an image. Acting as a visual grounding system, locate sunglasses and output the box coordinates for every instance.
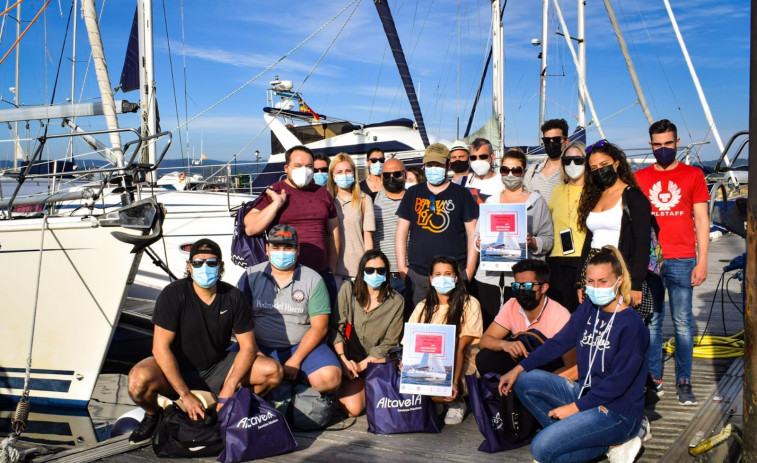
[382,171,404,179]
[499,166,524,176]
[542,136,565,145]
[314,167,328,173]
[586,139,608,154]
[470,154,491,161]
[364,266,387,275]
[369,157,386,164]
[511,281,543,291]
[429,194,436,214]
[190,258,220,268]
[562,156,585,166]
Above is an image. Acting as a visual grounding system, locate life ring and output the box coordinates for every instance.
[178,172,186,183]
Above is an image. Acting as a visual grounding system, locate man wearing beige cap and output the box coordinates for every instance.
[395,143,479,311]
[449,140,471,185]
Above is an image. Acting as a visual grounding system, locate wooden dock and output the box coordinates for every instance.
[26,233,748,462]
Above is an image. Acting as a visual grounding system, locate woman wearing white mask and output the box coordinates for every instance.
[328,153,375,289]
[473,148,554,329]
[408,256,483,425]
[547,141,588,313]
[330,250,404,417]
[499,246,647,463]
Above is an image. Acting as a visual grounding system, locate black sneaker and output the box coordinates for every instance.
[651,378,664,397]
[676,380,697,406]
[128,411,160,445]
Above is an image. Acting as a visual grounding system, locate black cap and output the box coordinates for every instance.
[189,238,222,260]
[267,224,298,246]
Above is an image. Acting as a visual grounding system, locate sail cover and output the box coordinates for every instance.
[373,0,429,148]
[119,7,140,93]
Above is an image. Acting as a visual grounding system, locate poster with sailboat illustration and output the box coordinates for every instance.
[400,323,455,396]
[479,203,527,271]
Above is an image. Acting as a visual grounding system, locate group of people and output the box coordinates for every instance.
[125,118,709,463]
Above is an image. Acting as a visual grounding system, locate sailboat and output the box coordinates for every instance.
[404,353,449,381]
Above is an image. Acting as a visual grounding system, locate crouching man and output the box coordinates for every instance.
[127,239,283,444]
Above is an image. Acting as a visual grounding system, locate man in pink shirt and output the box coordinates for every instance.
[475,259,576,378]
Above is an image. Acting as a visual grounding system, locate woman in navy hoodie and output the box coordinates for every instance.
[499,246,648,463]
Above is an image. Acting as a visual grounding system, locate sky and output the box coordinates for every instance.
[0,0,749,167]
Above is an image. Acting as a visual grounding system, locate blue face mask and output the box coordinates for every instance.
[586,278,620,307]
[425,166,447,185]
[313,172,329,186]
[192,263,219,288]
[363,272,387,289]
[370,162,383,176]
[334,174,355,189]
[270,251,296,270]
[653,147,676,167]
[431,275,456,295]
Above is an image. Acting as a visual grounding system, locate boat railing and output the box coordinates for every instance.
[1,128,172,218]
[714,131,749,175]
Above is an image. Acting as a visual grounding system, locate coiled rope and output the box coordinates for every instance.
[663,331,744,359]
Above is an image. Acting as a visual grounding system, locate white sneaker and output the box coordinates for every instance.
[607,436,642,463]
[444,400,466,425]
[637,416,652,442]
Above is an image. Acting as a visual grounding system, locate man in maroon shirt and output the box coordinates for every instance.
[244,145,340,305]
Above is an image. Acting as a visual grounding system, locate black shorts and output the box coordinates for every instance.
[178,351,237,396]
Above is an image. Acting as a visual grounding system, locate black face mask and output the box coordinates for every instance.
[383,176,405,193]
[591,164,619,187]
[450,160,470,173]
[515,290,540,312]
[545,143,563,159]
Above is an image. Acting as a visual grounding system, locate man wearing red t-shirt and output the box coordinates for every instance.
[635,119,709,406]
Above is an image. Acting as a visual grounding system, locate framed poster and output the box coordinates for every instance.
[479,203,527,271]
[400,323,456,396]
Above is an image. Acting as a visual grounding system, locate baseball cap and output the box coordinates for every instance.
[189,238,222,260]
[423,143,450,165]
[267,224,298,246]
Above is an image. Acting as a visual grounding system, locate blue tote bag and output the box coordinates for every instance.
[364,360,441,434]
[230,196,268,269]
[217,388,297,462]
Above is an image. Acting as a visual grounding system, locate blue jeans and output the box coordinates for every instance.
[649,258,696,381]
[514,370,639,463]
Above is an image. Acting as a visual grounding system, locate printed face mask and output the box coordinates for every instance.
[501,173,524,190]
[370,162,383,176]
[431,275,456,295]
[653,147,676,167]
[515,289,540,311]
[363,272,387,289]
[590,165,618,187]
[450,160,470,174]
[334,174,355,189]
[565,163,585,180]
[471,160,491,177]
[270,251,296,270]
[192,263,219,288]
[586,278,620,307]
[383,176,404,193]
[425,166,447,185]
[290,166,314,188]
[313,172,329,186]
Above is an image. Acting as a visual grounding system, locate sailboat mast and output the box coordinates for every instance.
[538,0,548,130]
[491,0,504,153]
[12,0,20,169]
[576,0,585,129]
[138,0,157,182]
[68,0,77,162]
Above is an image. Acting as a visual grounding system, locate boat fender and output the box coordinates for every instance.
[110,408,145,438]
[178,172,186,183]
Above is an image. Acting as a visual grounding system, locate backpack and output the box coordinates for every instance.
[230,195,269,268]
[152,404,224,458]
[266,379,336,431]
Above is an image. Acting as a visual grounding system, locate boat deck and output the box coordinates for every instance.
[24,233,748,462]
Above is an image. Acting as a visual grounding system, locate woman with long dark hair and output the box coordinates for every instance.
[575,140,653,313]
[330,250,404,416]
[408,256,483,425]
[499,246,648,462]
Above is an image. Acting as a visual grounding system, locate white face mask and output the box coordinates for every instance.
[290,166,314,188]
[471,160,491,177]
[565,163,585,180]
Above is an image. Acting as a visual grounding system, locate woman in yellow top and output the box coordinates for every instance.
[408,256,483,425]
[547,141,587,312]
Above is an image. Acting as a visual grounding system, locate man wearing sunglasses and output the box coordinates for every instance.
[524,118,570,205]
[476,259,575,378]
[240,225,342,394]
[359,147,386,200]
[127,239,283,444]
[372,158,407,294]
[462,138,503,204]
[396,143,479,309]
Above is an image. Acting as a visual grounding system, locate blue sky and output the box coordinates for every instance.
[0,0,749,166]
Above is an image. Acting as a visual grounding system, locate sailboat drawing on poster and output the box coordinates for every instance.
[480,203,527,271]
[400,323,454,397]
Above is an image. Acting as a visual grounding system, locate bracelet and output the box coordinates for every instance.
[338,353,346,358]
[217,397,228,404]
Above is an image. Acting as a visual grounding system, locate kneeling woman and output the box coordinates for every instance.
[408,256,483,425]
[330,250,404,417]
[499,246,648,463]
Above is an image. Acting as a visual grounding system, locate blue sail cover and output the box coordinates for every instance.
[119,7,140,93]
[373,0,429,148]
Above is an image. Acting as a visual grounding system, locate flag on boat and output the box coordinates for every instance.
[300,99,320,121]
